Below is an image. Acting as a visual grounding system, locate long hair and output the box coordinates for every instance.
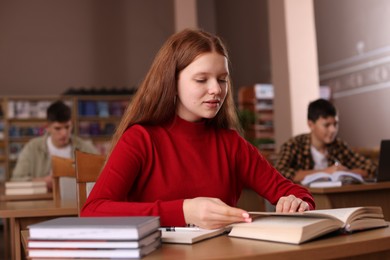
[108,28,241,155]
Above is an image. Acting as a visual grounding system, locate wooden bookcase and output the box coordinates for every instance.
[0,98,6,182]
[238,84,277,164]
[0,95,131,183]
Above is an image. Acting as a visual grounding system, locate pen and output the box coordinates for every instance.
[159,227,201,232]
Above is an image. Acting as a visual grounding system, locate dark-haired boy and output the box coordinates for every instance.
[11,100,97,191]
[275,98,376,183]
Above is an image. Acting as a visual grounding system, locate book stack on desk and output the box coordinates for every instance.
[5,181,47,195]
[27,216,161,259]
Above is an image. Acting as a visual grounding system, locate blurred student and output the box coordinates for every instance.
[275,98,377,183]
[11,100,97,191]
[81,29,315,229]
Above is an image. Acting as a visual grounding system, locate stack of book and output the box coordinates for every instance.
[5,181,47,195]
[27,216,161,259]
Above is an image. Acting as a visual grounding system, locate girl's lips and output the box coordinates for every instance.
[204,100,220,108]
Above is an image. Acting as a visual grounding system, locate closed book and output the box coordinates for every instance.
[5,186,47,195]
[5,181,46,188]
[28,216,160,240]
[161,227,229,244]
[28,238,161,258]
[28,230,161,249]
[229,206,388,244]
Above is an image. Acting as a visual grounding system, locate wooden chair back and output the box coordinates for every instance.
[51,155,76,203]
[74,149,106,215]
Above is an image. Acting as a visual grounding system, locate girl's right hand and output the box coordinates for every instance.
[183,197,251,229]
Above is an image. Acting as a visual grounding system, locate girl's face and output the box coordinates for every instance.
[176,52,229,122]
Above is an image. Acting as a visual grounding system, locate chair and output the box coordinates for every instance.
[51,155,76,203]
[74,149,106,215]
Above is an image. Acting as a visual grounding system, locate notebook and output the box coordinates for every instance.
[375,140,390,182]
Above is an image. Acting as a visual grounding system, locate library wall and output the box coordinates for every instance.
[0,0,175,95]
[315,0,390,147]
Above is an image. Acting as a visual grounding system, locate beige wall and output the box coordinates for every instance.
[0,0,174,95]
[315,0,390,148]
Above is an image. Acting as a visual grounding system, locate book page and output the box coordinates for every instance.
[249,207,385,234]
[301,171,364,186]
[331,171,364,183]
[249,208,360,224]
[302,207,362,223]
[301,173,331,186]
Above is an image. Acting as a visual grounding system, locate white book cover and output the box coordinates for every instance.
[28,216,160,240]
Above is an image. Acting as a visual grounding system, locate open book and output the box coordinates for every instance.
[301,171,364,187]
[228,207,388,244]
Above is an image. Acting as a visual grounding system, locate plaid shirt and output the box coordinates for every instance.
[275,134,377,181]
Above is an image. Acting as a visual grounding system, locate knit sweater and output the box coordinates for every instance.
[11,134,98,181]
[81,116,314,226]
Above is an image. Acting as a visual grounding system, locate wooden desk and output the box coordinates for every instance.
[309,182,390,221]
[0,186,54,260]
[22,226,390,259]
[0,199,77,260]
[0,192,53,202]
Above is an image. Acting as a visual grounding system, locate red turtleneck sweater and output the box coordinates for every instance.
[81,116,314,226]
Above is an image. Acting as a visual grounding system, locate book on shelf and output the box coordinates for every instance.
[28,216,160,240]
[300,171,364,187]
[228,206,388,245]
[5,181,47,195]
[160,226,229,244]
[28,230,161,249]
[5,181,47,188]
[28,238,161,259]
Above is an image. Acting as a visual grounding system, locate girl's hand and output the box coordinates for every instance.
[275,195,309,213]
[183,197,251,229]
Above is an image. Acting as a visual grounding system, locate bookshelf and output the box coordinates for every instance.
[0,98,5,182]
[75,96,129,155]
[238,84,276,164]
[0,95,131,183]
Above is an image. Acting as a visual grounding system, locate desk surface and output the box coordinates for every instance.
[308,181,390,194]
[147,227,390,259]
[0,192,53,202]
[22,226,390,260]
[0,200,77,218]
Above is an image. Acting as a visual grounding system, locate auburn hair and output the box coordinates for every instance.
[108,28,241,155]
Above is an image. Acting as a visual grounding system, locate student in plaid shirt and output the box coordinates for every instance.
[275,98,377,183]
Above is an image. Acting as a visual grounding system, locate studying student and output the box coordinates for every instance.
[11,100,98,191]
[275,98,377,183]
[81,29,315,229]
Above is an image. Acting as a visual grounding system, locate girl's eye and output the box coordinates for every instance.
[218,79,227,83]
[195,79,207,83]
